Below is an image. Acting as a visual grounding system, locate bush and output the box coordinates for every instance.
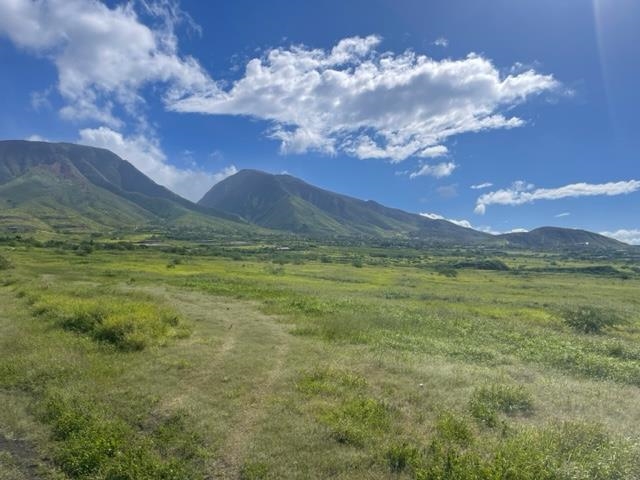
[31,292,188,351]
[404,421,639,480]
[0,254,12,270]
[386,443,420,473]
[320,396,390,446]
[41,393,201,479]
[562,306,625,334]
[469,384,533,426]
[434,265,458,278]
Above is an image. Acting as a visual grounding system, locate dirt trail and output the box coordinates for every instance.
[0,433,43,480]
[134,285,295,478]
[213,338,290,478]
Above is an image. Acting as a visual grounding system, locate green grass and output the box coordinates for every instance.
[28,288,189,351]
[0,242,639,478]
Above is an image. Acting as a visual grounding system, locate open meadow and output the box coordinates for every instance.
[1,239,640,479]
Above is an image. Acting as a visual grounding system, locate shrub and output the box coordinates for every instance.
[386,442,420,473]
[240,461,269,480]
[0,254,12,270]
[469,384,533,426]
[434,265,458,278]
[561,306,625,334]
[320,396,390,446]
[434,412,474,447]
[41,393,202,480]
[31,293,188,351]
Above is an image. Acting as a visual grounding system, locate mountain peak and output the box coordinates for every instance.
[199,169,490,242]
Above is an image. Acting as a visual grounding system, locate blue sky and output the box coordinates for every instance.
[0,0,638,242]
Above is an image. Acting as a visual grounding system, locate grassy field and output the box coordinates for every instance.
[1,241,639,479]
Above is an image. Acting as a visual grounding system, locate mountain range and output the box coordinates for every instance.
[0,140,629,250]
[0,140,247,235]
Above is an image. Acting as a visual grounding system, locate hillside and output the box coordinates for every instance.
[498,226,628,250]
[199,169,490,243]
[0,140,246,235]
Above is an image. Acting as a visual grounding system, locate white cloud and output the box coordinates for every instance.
[25,134,50,142]
[419,212,527,235]
[600,229,640,245]
[77,126,235,202]
[433,37,449,47]
[419,212,472,229]
[171,35,560,162]
[470,182,493,190]
[409,162,457,179]
[0,0,216,125]
[475,179,640,214]
[555,212,571,218]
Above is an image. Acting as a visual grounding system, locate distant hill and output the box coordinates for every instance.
[198,169,490,243]
[497,227,628,250]
[0,142,630,250]
[0,140,245,235]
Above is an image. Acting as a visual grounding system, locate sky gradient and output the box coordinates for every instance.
[0,0,638,243]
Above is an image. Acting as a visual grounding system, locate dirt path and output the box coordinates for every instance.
[0,433,43,480]
[213,338,290,478]
[133,286,296,478]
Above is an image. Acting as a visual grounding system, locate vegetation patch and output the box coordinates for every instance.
[469,384,534,426]
[0,253,12,270]
[297,367,367,396]
[561,305,626,334]
[29,288,189,350]
[39,391,203,479]
[319,396,392,446]
[387,421,638,479]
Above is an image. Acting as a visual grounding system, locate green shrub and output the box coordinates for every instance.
[41,393,202,479]
[469,384,533,426]
[386,442,420,473]
[0,254,12,270]
[240,461,269,480]
[434,265,458,278]
[408,421,639,480]
[31,292,188,351]
[320,396,390,446]
[561,306,625,334]
[434,412,474,447]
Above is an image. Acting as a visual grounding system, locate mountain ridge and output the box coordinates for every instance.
[0,140,246,234]
[198,168,491,243]
[0,141,630,250]
[199,169,629,249]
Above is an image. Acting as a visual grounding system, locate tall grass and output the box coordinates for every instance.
[27,286,189,350]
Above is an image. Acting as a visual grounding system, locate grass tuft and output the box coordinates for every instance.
[469,384,533,427]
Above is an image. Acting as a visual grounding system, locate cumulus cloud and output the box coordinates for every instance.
[599,229,640,245]
[409,162,457,179]
[0,0,216,125]
[77,126,236,201]
[475,179,640,214]
[171,35,560,162]
[470,182,493,190]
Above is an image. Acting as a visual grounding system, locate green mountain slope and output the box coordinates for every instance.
[198,169,490,243]
[0,140,246,235]
[497,227,627,250]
